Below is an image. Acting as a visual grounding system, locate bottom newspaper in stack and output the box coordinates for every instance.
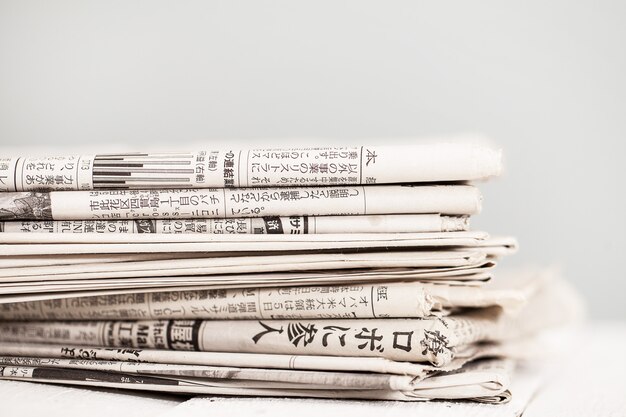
[0,266,582,403]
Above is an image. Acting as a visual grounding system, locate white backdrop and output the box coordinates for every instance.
[0,0,624,319]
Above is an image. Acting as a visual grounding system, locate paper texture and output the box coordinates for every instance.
[0,229,488,244]
[0,273,581,368]
[0,358,513,402]
[0,231,501,257]
[0,265,494,302]
[0,214,469,234]
[0,250,488,281]
[0,279,528,321]
[0,143,502,191]
[0,185,482,221]
[0,314,494,365]
[0,337,544,376]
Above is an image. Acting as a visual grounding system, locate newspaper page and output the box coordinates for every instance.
[0,214,469,234]
[0,185,481,221]
[0,262,495,296]
[0,358,512,402]
[0,241,495,256]
[0,339,527,376]
[0,266,494,302]
[0,229,488,244]
[0,230,489,248]
[0,279,528,321]
[0,233,496,257]
[0,273,492,299]
[0,251,488,282]
[0,355,512,395]
[0,282,441,321]
[0,343,434,376]
[0,275,578,367]
[0,143,502,191]
[0,309,504,366]
[0,262,495,288]
[0,356,418,391]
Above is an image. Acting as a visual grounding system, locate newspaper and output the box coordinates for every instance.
[0,231,501,256]
[0,309,506,366]
[0,342,524,385]
[0,229,488,244]
[0,265,494,302]
[0,231,493,256]
[0,250,489,282]
[0,263,495,292]
[0,356,420,390]
[0,337,539,376]
[129,358,549,414]
[0,251,492,270]
[0,185,482,222]
[0,214,469,234]
[0,276,490,300]
[0,273,580,368]
[0,278,529,321]
[0,358,512,402]
[0,143,502,192]
[0,343,442,377]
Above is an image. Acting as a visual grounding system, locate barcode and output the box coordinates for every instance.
[92,153,196,189]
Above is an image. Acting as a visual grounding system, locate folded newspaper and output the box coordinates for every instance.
[0,142,582,405]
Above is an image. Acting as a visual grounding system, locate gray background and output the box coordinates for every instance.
[1,1,624,319]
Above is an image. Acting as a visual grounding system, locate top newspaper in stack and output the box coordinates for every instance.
[0,143,501,192]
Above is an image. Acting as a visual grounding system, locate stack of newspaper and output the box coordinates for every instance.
[0,143,580,403]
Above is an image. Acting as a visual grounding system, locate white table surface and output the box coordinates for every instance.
[1,322,625,417]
